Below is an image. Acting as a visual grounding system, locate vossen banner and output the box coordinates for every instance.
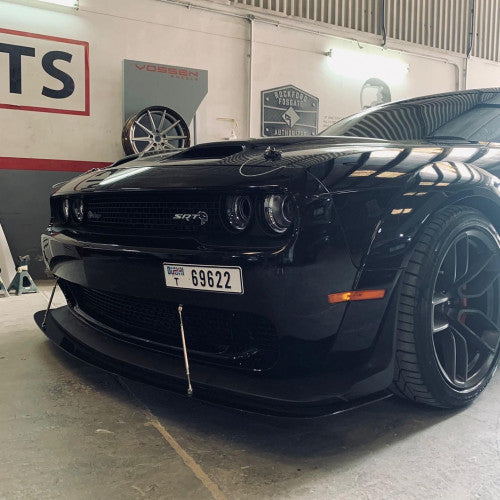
[0,28,89,115]
[123,59,208,124]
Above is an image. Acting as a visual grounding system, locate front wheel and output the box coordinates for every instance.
[392,206,500,408]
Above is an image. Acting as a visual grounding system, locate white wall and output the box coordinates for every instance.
[0,0,250,162]
[0,0,497,164]
[251,22,459,132]
[466,57,500,89]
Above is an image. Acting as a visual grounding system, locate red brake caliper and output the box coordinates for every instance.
[460,285,467,323]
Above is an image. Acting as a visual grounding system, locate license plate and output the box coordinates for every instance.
[163,263,244,294]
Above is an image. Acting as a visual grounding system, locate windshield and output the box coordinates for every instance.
[320,90,500,142]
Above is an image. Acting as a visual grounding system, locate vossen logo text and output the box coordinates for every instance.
[135,64,199,80]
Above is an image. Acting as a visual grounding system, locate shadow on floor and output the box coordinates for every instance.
[38,336,465,471]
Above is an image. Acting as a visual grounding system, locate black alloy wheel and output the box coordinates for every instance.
[432,229,500,389]
[392,206,500,408]
[122,105,190,155]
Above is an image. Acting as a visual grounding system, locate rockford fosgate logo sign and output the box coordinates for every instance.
[261,85,319,137]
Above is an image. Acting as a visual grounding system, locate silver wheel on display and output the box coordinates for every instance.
[122,106,190,155]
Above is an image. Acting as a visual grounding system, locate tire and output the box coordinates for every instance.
[122,105,190,155]
[392,205,500,408]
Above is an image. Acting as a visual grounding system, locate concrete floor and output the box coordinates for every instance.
[1,281,499,500]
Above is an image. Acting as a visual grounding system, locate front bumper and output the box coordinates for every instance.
[41,229,358,346]
[35,307,391,417]
[39,229,399,415]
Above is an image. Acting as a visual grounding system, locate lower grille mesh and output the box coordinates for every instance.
[59,280,278,371]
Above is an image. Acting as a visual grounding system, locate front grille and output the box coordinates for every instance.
[81,192,223,236]
[59,280,279,371]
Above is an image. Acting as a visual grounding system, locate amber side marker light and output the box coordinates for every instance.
[328,289,386,304]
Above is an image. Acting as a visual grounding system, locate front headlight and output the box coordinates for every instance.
[263,194,295,233]
[225,195,252,231]
[61,198,70,222]
[72,198,84,223]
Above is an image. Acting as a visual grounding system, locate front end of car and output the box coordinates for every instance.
[37,146,399,416]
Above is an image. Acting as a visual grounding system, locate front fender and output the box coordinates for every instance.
[333,161,500,271]
[329,161,499,360]
[365,162,500,269]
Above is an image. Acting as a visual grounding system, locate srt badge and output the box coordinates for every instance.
[173,211,209,225]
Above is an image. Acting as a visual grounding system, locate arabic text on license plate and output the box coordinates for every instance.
[163,263,244,294]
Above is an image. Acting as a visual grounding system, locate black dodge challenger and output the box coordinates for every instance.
[37,89,500,416]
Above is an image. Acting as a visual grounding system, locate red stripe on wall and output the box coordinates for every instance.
[0,157,111,172]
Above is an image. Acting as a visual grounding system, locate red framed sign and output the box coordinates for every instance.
[0,28,89,115]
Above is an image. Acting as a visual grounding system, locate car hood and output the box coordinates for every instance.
[53,136,426,196]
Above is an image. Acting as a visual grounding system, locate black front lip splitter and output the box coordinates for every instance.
[35,307,392,418]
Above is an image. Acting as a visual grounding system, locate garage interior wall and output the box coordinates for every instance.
[235,0,500,61]
[0,0,499,278]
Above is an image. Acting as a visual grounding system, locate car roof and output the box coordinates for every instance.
[368,87,500,113]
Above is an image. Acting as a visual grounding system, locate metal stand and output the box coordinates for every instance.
[0,268,8,298]
[8,255,38,295]
[178,304,193,396]
[42,278,59,330]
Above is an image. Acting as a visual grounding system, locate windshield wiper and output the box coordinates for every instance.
[424,135,479,144]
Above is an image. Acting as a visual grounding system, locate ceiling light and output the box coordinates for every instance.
[327,48,409,84]
[8,0,79,8]
[39,0,78,6]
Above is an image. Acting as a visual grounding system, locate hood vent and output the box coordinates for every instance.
[169,142,247,160]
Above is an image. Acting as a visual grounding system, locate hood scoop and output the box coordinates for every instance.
[169,142,247,160]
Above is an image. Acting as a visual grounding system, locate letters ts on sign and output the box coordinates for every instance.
[0,28,89,115]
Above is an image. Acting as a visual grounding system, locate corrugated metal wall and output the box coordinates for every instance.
[236,0,381,33]
[471,0,500,62]
[385,0,471,54]
[232,0,500,63]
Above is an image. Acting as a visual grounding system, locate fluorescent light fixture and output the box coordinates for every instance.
[327,48,409,84]
[38,0,78,7]
[8,0,80,8]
